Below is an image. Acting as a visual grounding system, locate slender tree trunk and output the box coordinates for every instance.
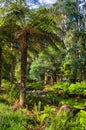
[19,31,28,108]
[0,47,2,88]
[44,72,48,85]
[20,45,27,108]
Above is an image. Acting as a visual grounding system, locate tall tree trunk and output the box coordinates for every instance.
[0,47,2,88]
[20,44,27,108]
[20,47,27,107]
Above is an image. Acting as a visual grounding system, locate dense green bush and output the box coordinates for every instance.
[54,82,70,95]
[68,110,86,130]
[54,81,86,96]
[68,82,86,95]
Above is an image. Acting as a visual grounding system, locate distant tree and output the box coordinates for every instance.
[29,45,64,84]
[61,0,86,82]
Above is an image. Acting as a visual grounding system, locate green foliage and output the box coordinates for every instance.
[63,0,79,18]
[30,7,58,34]
[61,41,80,83]
[29,46,63,81]
[54,82,70,95]
[69,82,86,95]
[76,110,86,129]
[40,105,54,125]
[26,82,44,90]
[1,79,19,102]
[9,84,20,101]
[1,80,86,130]
[0,1,86,129]
[26,94,46,108]
[61,0,86,83]
[54,81,86,97]
[29,103,86,130]
[0,103,28,130]
[29,59,49,81]
[62,61,76,80]
[30,102,55,126]
[63,0,80,30]
[45,114,71,130]
[2,79,11,90]
[68,110,86,130]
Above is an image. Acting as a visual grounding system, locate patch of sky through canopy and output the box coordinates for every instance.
[39,0,56,4]
[27,0,56,8]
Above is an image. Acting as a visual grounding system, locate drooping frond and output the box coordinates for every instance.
[3,2,29,25]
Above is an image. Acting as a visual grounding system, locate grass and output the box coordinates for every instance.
[0,103,28,130]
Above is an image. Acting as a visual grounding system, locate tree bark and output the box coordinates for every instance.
[0,47,2,88]
[20,43,27,108]
[20,46,27,108]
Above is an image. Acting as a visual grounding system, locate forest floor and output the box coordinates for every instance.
[0,84,86,130]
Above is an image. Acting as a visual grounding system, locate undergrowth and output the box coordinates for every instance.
[1,80,86,130]
[0,103,28,130]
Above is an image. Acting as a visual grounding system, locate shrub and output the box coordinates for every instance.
[54,82,70,95]
[68,110,86,130]
[68,81,86,95]
[54,81,86,96]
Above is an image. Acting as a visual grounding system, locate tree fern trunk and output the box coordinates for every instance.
[0,47,2,88]
[20,44,27,108]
